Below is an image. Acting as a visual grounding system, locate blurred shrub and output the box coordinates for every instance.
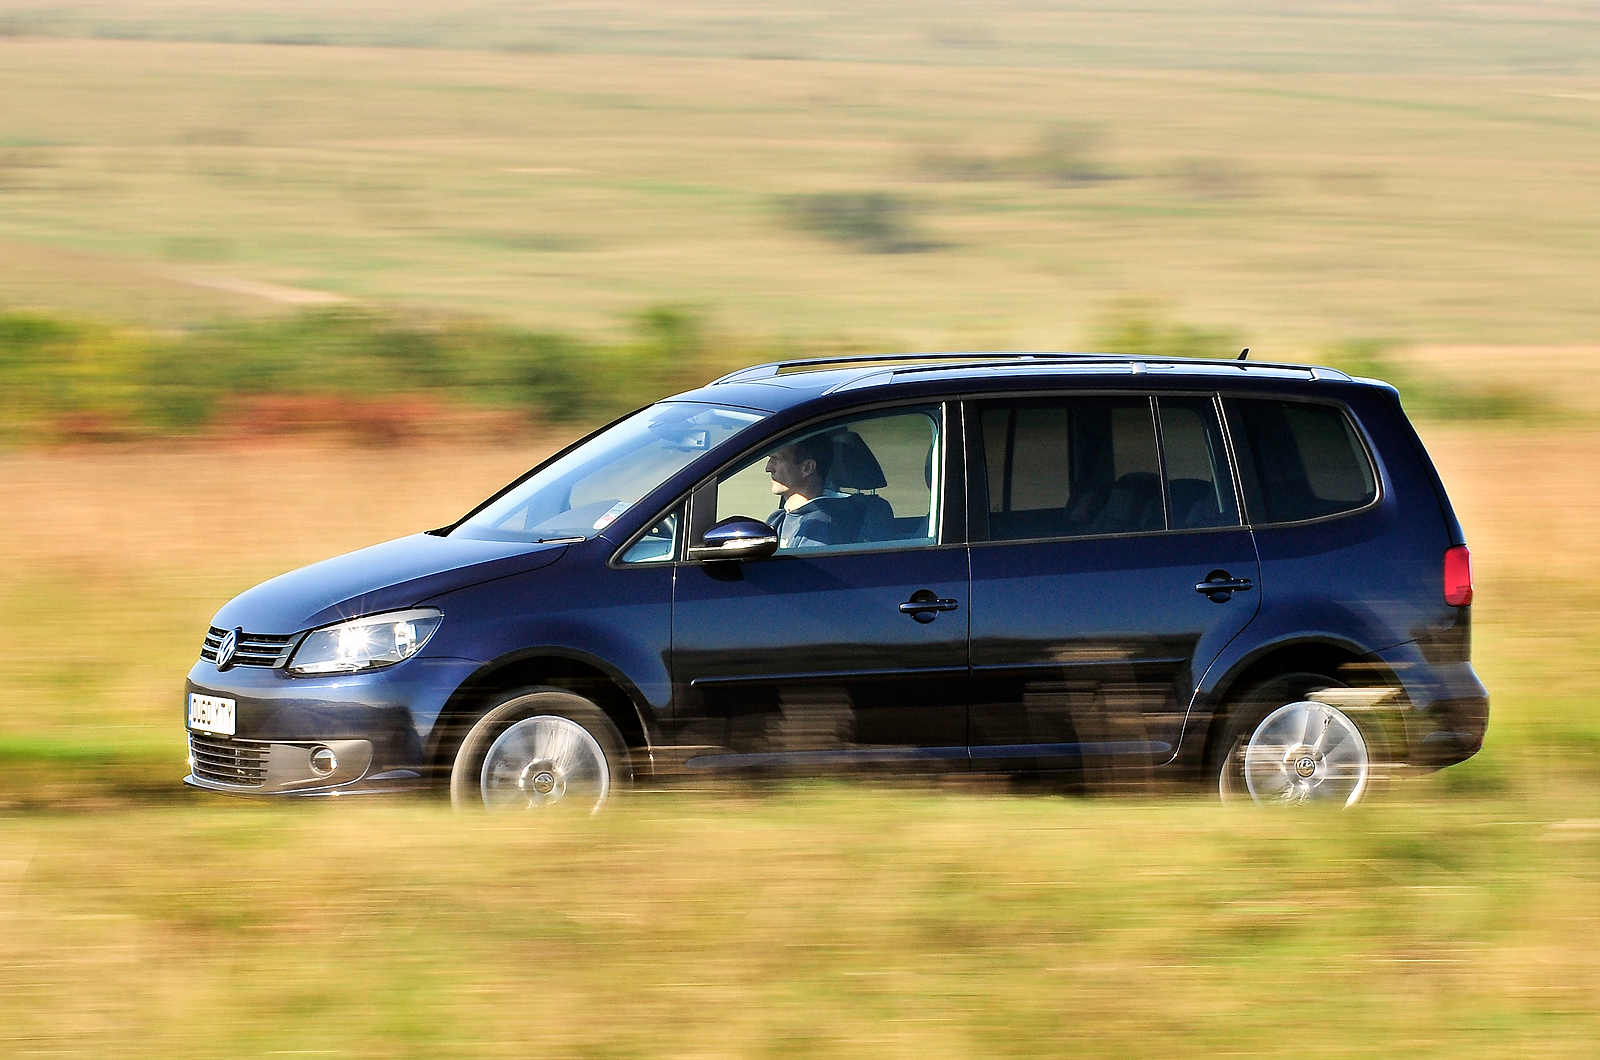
[1,303,1550,444]
[915,143,1003,182]
[0,144,56,191]
[1019,123,1111,185]
[1088,309,1549,420]
[1169,156,1257,199]
[1319,339,1549,421]
[781,191,938,253]
[916,123,1112,185]
[0,305,748,444]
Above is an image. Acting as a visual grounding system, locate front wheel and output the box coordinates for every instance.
[1217,673,1375,807]
[450,689,630,813]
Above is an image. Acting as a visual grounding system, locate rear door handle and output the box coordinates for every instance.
[1195,571,1254,602]
[900,590,960,623]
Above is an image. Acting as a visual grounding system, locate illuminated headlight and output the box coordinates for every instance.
[287,609,443,676]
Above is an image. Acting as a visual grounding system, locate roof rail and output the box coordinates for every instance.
[881,356,1144,380]
[711,351,1108,385]
[713,350,1343,386]
[871,355,1327,381]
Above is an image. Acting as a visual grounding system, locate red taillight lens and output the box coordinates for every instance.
[1444,545,1473,607]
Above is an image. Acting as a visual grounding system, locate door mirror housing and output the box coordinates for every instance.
[687,516,779,562]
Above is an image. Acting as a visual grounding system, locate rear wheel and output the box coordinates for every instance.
[1216,673,1375,807]
[450,688,630,813]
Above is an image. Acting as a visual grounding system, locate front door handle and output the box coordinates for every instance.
[1195,569,1254,603]
[900,589,960,623]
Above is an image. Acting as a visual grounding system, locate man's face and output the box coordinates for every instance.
[765,446,814,497]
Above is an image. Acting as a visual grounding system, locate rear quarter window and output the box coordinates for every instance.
[1230,398,1377,524]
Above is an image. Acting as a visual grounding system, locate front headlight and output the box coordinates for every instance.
[287,608,443,676]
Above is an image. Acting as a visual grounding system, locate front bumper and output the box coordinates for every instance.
[184,733,430,796]
[184,654,481,797]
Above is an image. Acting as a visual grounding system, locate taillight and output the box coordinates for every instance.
[1444,545,1473,607]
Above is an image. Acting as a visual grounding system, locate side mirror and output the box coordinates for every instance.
[687,516,779,562]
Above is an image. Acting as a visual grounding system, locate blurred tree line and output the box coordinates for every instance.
[0,301,1544,445]
[0,305,736,444]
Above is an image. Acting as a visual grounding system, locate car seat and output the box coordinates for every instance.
[1086,471,1163,534]
[1167,477,1224,529]
[825,431,896,543]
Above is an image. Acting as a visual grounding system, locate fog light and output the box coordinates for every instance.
[309,747,338,778]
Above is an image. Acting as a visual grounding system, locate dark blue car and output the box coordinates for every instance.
[185,352,1487,809]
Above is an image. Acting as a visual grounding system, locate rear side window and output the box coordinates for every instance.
[977,396,1163,540]
[1157,396,1240,530]
[1231,399,1376,524]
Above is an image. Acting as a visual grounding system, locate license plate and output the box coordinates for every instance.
[188,693,236,736]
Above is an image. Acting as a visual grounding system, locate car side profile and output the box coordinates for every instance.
[184,352,1488,809]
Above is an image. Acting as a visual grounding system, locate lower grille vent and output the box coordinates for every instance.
[190,733,269,788]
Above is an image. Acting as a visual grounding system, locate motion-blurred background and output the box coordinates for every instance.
[2,2,1598,1056]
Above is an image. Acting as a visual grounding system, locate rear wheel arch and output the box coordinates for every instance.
[428,652,652,787]
[1197,640,1407,778]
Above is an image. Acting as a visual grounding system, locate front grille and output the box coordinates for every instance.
[200,626,294,668]
[189,733,269,787]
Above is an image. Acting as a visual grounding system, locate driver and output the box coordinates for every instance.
[765,433,844,549]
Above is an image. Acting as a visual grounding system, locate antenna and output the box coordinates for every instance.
[1237,347,1250,361]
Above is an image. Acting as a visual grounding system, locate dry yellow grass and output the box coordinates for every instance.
[0,439,558,758]
[1421,421,1600,589]
[1405,346,1600,413]
[0,439,558,577]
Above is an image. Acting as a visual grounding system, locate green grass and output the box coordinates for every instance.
[1,785,1597,1059]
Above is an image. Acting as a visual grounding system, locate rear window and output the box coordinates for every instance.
[1232,399,1377,524]
[977,396,1164,540]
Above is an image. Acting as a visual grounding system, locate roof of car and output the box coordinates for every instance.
[676,352,1367,413]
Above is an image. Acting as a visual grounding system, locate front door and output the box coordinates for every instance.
[670,403,970,772]
[966,393,1260,778]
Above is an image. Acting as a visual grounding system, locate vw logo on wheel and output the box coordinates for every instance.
[1294,754,1317,778]
[215,627,241,671]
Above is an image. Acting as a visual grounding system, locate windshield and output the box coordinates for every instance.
[451,402,768,543]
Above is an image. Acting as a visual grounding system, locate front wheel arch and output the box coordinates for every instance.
[449,686,632,812]
[428,652,653,789]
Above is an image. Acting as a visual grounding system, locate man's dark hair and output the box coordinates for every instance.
[789,432,834,484]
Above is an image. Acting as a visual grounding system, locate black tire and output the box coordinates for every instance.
[1214,671,1382,806]
[449,687,631,812]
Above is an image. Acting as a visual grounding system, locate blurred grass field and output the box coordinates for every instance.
[4,1,1600,1055]
[3,791,1599,1059]
[3,3,1600,350]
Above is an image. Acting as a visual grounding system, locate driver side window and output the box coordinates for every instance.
[703,406,944,555]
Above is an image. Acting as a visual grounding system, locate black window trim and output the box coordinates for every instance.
[607,386,1386,562]
[1156,392,1246,532]
[1219,391,1385,529]
[610,501,686,568]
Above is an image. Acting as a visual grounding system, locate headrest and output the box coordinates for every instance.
[827,430,888,491]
